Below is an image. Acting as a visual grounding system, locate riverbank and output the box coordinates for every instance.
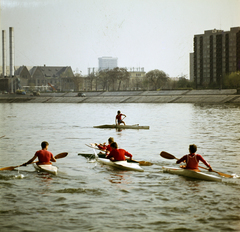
[0,89,240,103]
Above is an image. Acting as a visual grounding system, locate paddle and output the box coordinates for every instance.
[86,143,153,166]
[160,151,232,178]
[0,152,68,171]
[0,135,5,139]
[125,157,152,166]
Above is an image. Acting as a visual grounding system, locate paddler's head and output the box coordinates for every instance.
[189,144,197,154]
[117,110,121,114]
[41,141,49,150]
[108,137,114,144]
[110,142,118,150]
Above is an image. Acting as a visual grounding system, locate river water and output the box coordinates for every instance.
[0,103,240,232]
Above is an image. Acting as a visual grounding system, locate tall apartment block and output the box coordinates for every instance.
[98,56,118,71]
[192,27,240,87]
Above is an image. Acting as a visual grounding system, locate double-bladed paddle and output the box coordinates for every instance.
[0,152,68,171]
[160,151,232,178]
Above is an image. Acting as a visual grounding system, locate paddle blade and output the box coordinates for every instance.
[214,171,233,178]
[160,151,177,160]
[55,152,68,159]
[138,161,153,166]
[0,166,18,171]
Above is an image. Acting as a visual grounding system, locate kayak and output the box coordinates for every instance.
[162,166,222,182]
[78,152,139,163]
[98,158,144,172]
[93,124,149,129]
[33,163,58,175]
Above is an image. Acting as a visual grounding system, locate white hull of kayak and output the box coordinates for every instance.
[33,163,58,175]
[162,166,222,182]
[98,158,144,172]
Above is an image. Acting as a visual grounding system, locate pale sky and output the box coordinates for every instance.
[1,0,240,77]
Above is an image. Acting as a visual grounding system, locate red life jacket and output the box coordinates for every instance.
[186,154,198,169]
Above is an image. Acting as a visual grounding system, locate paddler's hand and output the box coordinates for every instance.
[22,163,28,166]
[208,166,213,171]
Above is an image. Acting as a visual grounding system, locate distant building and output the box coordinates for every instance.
[189,53,194,82]
[0,65,75,92]
[127,67,146,90]
[98,56,118,71]
[29,65,75,91]
[193,27,240,88]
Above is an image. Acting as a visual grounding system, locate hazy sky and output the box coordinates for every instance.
[1,0,240,77]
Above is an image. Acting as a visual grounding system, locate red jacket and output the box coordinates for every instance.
[107,148,132,161]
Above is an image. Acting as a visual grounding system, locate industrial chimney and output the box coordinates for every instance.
[2,30,6,77]
[9,27,14,78]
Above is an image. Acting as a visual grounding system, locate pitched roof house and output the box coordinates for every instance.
[29,66,75,91]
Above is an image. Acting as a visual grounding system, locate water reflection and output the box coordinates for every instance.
[108,173,131,184]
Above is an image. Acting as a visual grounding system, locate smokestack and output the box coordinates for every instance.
[9,27,14,77]
[2,30,6,77]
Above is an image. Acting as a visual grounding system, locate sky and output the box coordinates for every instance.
[1,0,240,78]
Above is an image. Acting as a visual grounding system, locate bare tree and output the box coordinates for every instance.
[72,73,83,91]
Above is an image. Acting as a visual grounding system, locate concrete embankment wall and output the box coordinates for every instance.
[0,89,240,104]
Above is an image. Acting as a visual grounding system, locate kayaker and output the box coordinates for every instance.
[96,137,114,154]
[106,142,132,161]
[115,110,126,125]
[176,144,212,171]
[23,141,56,166]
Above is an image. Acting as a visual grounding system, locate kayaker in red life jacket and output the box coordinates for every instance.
[23,141,56,166]
[176,144,213,171]
[115,110,126,125]
[96,137,114,155]
[106,142,132,162]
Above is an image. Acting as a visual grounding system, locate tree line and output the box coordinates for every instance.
[72,68,195,91]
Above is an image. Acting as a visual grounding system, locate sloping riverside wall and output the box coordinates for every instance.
[0,89,240,104]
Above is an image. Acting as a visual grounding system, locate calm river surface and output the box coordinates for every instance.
[0,103,240,232]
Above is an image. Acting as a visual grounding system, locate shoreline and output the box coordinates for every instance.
[0,89,240,104]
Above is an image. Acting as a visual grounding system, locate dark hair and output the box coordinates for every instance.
[108,137,114,143]
[189,144,197,153]
[41,141,49,149]
[117,110,121,114]
[110,142,118,149]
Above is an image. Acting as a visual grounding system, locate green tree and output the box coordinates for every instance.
[223,72,240,88]
[177,77,194,88]
[98,68,130,91]
[113,67,130,90]
[146,69,169,90]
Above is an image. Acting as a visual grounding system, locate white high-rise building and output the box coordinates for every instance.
[98,56,118,71]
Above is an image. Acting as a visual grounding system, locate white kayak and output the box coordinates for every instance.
[162,166,222,182]
[33,163,58,175]
[98,158,144,172]
[93,124,149,130]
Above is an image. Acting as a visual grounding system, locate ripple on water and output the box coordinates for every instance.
[55,187,104,195]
